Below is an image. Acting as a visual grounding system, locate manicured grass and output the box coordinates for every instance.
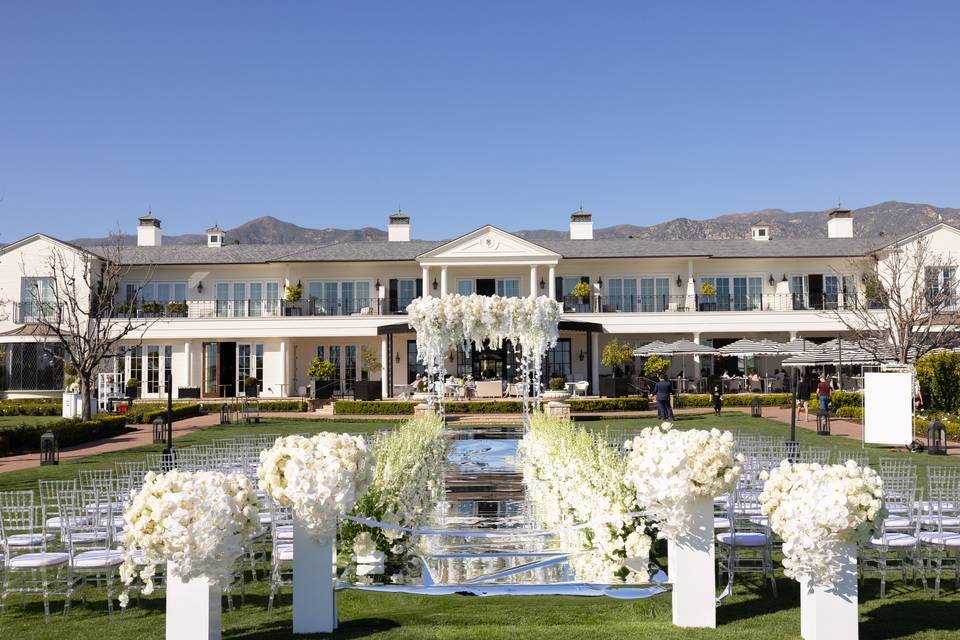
[1,413,957,638]
[0,418,400,492]
[0,414,64,428]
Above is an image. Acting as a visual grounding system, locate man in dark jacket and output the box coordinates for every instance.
[654,373,674,421]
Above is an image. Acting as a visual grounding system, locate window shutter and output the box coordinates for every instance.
[416,278,423,298]
[554,277,563,302]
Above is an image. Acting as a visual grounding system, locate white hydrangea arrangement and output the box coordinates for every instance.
[118,470,260,607]
[759,460,885,587]
[258,433,375,540]
[522,412,653,583]
[624,423,742,540]
[344,414,447,583]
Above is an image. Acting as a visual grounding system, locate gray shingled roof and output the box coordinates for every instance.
[81,236,884,265]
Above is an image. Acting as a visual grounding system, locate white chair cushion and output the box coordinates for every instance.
[46,516,88,529]
[258,512,273,525]
[716,532,769,547]
[882,516,912,530]
[68,531,110,543]
[276,544,294,562]
[918,532,960,547]
[748,515,769,527]
[72,549,123,569]
[868,533,917,548]
[917,516,960,528]
[5,533,54,547]
[9,552,70,568]
[275,525,293,540]
[714,517,731,530]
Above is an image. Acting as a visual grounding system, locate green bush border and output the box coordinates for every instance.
[334,397,650,415]
[0,399,62,416]
[0,414,129,456]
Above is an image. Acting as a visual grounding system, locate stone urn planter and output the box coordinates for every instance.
[542,389,571,402]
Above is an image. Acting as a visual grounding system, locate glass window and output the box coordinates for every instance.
[398,279,417,310]
[233,282,246,317]
[546,339,572,380]
[249,283,263,317]
[19,277,55,321]
[406,340,425,383]
[926,266,958,308]
[216,283,230,317]
[146,345,160,394]
[496,279,520,297]
[458,279,475,295]
[128,346,142,384]
[238,344,251,393]
[163,345,172,393]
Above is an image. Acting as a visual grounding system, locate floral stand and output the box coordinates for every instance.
[667,495,716,628]
[293,521,337,634]
[799,542,858,640]
[166,565,222,640]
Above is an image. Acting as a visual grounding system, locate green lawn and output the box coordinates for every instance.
[0,414,63,429]
[0,412,957,638]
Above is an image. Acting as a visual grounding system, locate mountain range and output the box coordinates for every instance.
[70,201,960,246]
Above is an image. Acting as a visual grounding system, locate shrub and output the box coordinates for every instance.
[0,399,62,416]
[0,414,129,455]
[643,354,670,378]
[835,405,863,420]
[916,351,960,413]
[254,400,308,412]
[675,393,795,408]
[601,339,634,377]
[139,403,205,424]
[334,401,417,415]
[307,358,337,380]
[548,377,566,391]
[569,397,649,411]
[285,282,303,302]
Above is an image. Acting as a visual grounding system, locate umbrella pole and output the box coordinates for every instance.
[789,366,799,450]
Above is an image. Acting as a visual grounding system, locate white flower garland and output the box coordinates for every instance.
[760,460,885,588]
[406,294,562,416]
[624,423,742,540]
[522,412,653,583]
[118,470,260,606]
[258,433,375,540]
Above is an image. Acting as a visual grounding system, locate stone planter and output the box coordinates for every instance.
[352,380,382,401]
[542,389,571,402]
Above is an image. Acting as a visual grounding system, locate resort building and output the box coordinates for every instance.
[1,208,959,400]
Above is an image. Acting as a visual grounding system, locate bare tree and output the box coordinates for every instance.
[24,233,156,420]
[834,234,960,364]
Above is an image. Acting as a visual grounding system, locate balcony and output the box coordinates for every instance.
[98,298,400,320]
[562,293,869,313]
[11,302,60,324]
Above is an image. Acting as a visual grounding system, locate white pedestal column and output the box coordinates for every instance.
[293,521,337,634]
[166,567,221,640]
[667,495,716,628]
[800,542,858,640]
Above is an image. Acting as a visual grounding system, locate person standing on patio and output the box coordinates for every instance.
[816,375,832,417]
[796,376,811,422]
[711,385,723,416]
[654,373,674,420]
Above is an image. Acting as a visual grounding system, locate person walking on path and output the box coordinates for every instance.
[711,385,723,416]
[796,376,812,422]
[654,373,674,421]
[817,375,832,417]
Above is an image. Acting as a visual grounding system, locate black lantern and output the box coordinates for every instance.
[768,274,775,286]
[432,278,438,291]
[928,421,947,455]
[751,396,762,418]
[40,431,58,466]
[817,410,831,436]
[152,416,166,444]
[539,277,545,290]
[597,277,603,289]
[676,275,683,288]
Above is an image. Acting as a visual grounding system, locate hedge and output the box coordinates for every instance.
[249,400,308,412]
[334,397,651,415]
[675,394,795,409]
[0,414,129,455]
[914,417,960,442]
[140,403,206,424]
[0,398,62,416]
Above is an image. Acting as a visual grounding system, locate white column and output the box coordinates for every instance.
[293,522,337,634]
[800,542,858,640]
[590,332,600,393]
[184,341,192,387]
[166,567,221,640]
[380,336,389,399]
[548,266,556,299]
[692,333,701,380]
[790,331,798,341]
[686,258,696,311]
[529,265,538,298]
[422,266,431,297]
[440,265,448,296]
[279,339,289,398]
[668,495,716,628]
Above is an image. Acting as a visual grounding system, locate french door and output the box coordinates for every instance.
[317,344,360,395]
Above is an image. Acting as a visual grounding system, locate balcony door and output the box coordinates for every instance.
[202,341,237,398]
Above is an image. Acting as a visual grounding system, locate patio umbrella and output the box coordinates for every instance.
[632,341,670,357]
[718,338,782,356]
[776,338,819,354]
[657,339,718,356]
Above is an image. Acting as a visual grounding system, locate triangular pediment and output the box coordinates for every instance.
[418,225,560,265]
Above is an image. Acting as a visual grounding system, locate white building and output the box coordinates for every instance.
[2,208,959,400]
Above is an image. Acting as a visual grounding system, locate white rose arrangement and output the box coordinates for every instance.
[258,433,375,540]
[624,423,742,540]
[760,460,885,587]
[118,470,260,607]
[522,412,653,583]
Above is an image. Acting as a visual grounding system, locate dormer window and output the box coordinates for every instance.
[757,228,766,237]
[751,221,771,241]
[206,225,225,247]
[210,235,219,244]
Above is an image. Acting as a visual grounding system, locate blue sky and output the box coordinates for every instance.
[1,1,959,241]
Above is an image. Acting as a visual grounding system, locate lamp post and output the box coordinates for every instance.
[163,369,175,466]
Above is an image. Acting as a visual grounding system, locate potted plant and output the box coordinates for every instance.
[353,347,383,400]
[140,301,165,316]
[244,376,260,397]
[283,282,303,316]
[642,353,670,380]
[125,377,141,400]
[307,358,337,399]
[543,376,571,401]
[166,301,188,317]
[600,338,634,397]
[698,281,718,311]
[569,281,592,312]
